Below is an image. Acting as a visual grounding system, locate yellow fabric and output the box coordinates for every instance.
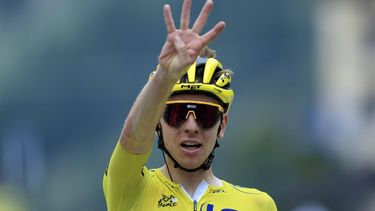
[202,58,221,84]
[103,142,277,211]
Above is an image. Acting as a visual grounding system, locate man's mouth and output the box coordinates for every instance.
[180,142,202,150]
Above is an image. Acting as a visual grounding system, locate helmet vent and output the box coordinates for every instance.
[194,65,205,83]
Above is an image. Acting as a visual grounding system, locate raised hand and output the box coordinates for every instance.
[158,0,225,79]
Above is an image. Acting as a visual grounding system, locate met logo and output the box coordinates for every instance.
[201,204,237,211]
[180,84,201,89]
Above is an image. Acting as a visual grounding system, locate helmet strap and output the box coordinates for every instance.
[156,122,221,174]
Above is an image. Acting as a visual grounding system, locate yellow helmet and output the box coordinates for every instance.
[150,57,234,113]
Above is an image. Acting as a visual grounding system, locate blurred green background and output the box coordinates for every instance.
[1,0,375,210]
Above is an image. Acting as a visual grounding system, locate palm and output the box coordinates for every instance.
[158,0,225,77]
[159,30,203,73]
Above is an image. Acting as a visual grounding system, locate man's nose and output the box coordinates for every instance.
[182,112,199,133]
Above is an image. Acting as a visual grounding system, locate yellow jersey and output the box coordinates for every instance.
[103,142,277,211]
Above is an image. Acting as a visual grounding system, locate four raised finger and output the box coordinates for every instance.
[163,0,225,59]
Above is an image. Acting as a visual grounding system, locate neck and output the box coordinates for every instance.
[160,161,220,197]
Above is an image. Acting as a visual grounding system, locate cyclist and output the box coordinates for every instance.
[103,0,277,210]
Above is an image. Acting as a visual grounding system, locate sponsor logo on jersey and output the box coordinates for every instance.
[158,194,178,208]
[211,189,225,194]
[200,203,237,211]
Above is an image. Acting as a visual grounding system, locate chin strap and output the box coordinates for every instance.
[156,121,221,173]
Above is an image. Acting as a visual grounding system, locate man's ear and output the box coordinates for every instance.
[217,114,228,139]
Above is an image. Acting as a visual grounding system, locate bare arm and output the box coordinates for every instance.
[120,0,225,154]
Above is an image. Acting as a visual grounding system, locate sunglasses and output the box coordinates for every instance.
[163,100,224,129]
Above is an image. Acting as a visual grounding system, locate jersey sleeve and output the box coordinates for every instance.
[103,141,151,211]
[265,192,277,211]
[230,184,278,211]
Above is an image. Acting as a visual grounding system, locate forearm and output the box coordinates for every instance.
[120,67,177,154]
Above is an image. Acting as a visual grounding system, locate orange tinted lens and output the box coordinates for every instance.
[163,103,221,128]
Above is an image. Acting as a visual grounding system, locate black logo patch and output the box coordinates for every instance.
[158,194,177,208]
[212,189,225,194]
[181,84,201,89]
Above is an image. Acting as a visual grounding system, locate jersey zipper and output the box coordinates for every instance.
[193,200,197,211]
